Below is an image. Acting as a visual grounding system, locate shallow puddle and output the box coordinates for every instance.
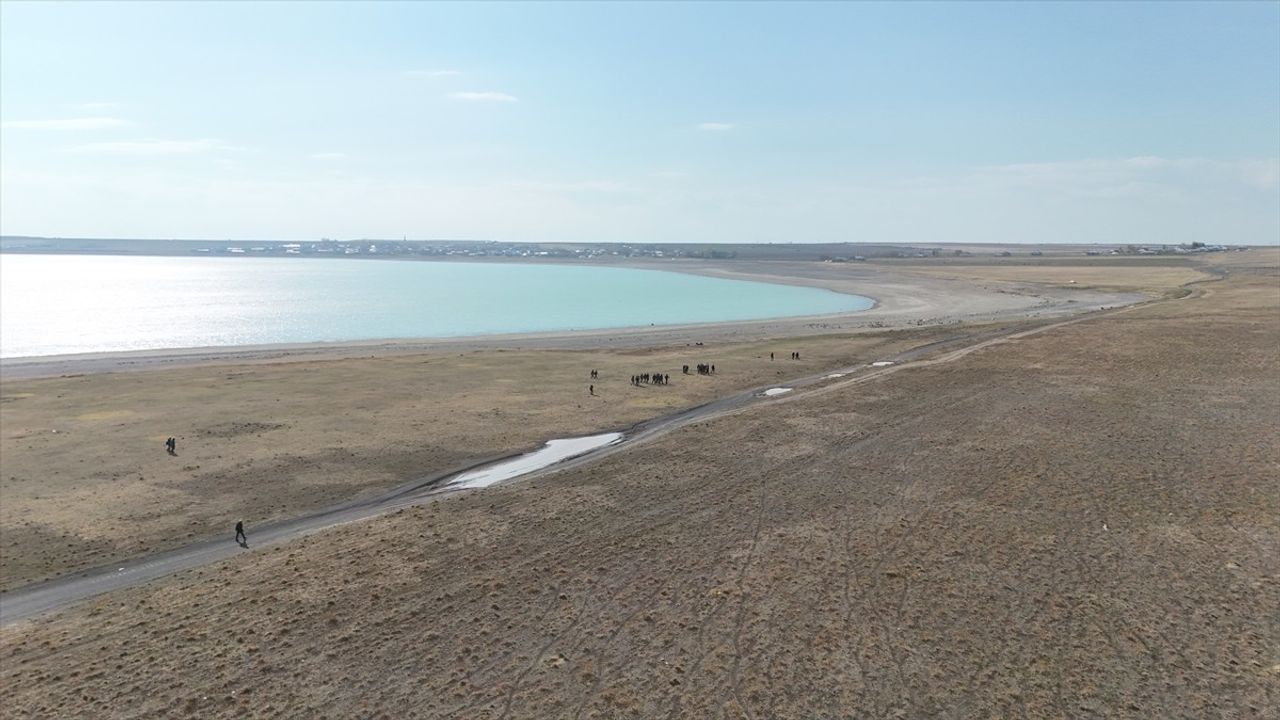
[448,432,623,489]
[763,387,793,397]
[871,361,895,367]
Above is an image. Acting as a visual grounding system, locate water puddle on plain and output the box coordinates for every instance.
[824,373,846,379]
[448,433,623,489]
[763,387,793,397]
[871,361,895,367]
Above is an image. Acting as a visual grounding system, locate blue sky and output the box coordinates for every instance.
[2,1,1277,244]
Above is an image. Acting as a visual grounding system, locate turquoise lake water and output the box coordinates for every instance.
[0,254,873,358]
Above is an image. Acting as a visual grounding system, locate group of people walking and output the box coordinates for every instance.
[592,359,727,393]
[632,372,670,385]
[164,437,177,455]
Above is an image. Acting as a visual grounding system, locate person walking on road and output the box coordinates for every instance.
[234,520,247,545]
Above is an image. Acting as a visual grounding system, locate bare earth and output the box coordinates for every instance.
[1,253,1276,718]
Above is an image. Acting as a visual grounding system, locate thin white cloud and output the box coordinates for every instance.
[507,179,628,193]
[697,122,734,131]
[1238,159,1280,190]
[406,69,462,77]
[310,152,348,160]
[450,91,518,103]
[61,138,233,155]
[6,154,1276,245]
[3,117,134,130]
[968,156,1280,194]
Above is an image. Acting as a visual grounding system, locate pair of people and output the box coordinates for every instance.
[164,437,177,454]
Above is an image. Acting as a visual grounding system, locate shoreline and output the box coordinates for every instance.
[0,258,1145,379]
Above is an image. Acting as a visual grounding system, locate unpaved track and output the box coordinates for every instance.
[0,306,1141,626]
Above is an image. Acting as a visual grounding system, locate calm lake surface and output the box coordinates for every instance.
[0,255,873,358]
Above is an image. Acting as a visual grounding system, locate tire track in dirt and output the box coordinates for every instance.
[488,580,605,720]
[567,569,705,720]
[721,472,769,720]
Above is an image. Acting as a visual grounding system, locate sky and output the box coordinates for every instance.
[1,1,1277,245]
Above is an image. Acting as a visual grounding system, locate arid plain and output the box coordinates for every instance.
[1,251,1276,719]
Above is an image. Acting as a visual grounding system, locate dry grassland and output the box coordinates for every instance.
[0,328,957,589]
[881,255,1213,294]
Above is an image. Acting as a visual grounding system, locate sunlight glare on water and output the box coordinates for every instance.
[0,255,873,357]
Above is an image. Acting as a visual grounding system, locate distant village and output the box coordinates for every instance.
[0,236,1244,262]
[190,240,1236,260]
[186,240,741,260]
[850,241,1235,262]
